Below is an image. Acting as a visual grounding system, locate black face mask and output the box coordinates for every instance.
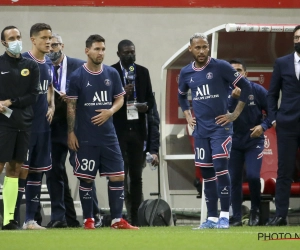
[47,50,62,62]
[294,43,300,54]
[120,54,136,66]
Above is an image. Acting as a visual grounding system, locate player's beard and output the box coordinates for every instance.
[91,58,103,65]
[88,55,103,65]
[194,54,207,67]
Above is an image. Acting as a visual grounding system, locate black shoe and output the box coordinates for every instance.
[231,221,243,226]
[248,209,260,226]
[266,216,287,226]
[229,217,242,226]
[46,220,68,228]
[94,213,102,228]
[67,221,81,228]
[2,220,20,230]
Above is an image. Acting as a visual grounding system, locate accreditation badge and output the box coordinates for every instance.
[127,102,139,120]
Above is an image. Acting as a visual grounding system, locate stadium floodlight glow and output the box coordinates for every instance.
[225,23,298,32]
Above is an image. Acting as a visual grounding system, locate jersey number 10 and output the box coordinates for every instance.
[196,147,205,160]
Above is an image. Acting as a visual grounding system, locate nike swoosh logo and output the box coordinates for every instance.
[1,71,9,74]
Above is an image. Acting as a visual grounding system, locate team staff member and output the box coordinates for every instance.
[267,25,300,226]
[46,33,84,228]
[0,25,39,230]
[228,59,271,227]
[111,40,155,226]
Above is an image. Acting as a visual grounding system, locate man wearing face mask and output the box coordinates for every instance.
[266,25,300,226]
[111,40,155,226]
[0,25,39,230]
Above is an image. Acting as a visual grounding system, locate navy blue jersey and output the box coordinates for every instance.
[66,64,125,146]
[178,57,250,138]
[228,81,272,146]
[22,52,52,133]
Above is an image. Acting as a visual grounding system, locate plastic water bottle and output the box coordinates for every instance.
[146,152,156,170]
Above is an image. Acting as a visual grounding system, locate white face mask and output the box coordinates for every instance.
[7,40,22,55]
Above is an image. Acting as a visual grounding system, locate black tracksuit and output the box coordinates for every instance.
[0,52,39,131]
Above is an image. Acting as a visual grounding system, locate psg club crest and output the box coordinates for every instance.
[104,79,111,86]
[259,74,265,84]
[264,135,270,148]
[248,95,254,100]
[206,72,213,79]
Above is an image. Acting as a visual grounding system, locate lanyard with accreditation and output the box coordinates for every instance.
[52,62,63,91]
[123,64,139,120]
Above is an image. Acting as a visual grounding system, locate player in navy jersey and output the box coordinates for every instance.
[66,34,138,230]
[227,59,272,227]
[14,23,54,230]
[178,33,251,229]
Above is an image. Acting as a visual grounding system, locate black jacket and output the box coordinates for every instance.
[111,62,155,140]
[0,52,39,130]
[267,53,300,131]
[146,98,160,154]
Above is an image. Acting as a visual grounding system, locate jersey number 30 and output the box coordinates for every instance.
[81,159,95,171]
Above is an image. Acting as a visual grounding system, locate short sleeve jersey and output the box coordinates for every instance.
[67,64,125,146]
[178,57,243,138]
[22,52,52,133]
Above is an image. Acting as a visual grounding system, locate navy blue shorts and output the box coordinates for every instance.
[73,144,124,180]
[23,131,52,172]
[194,136,232,167]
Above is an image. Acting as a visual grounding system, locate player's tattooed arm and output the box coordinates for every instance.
[67,99,79,151]
[67,99,77,133]
[46,84,55,123]
[231,101,246,120]
[215,101,246,126]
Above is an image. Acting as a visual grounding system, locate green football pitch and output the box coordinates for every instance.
[1,226,300,250]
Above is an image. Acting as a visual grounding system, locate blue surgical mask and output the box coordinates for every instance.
[7,40,22,55]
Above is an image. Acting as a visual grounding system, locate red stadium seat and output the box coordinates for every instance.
[263,178,276,195]
[291,183,300,195]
